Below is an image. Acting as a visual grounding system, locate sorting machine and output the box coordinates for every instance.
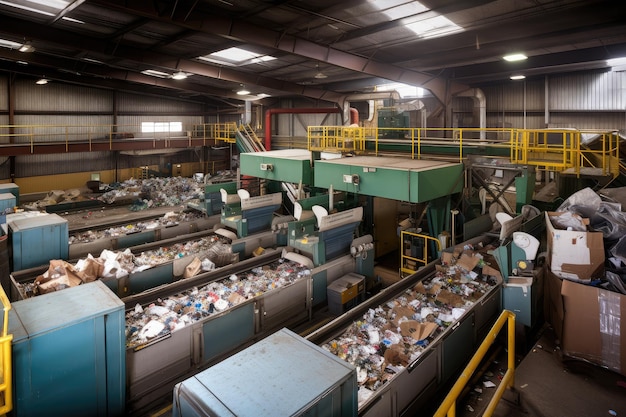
[172,235,503,417]
[8,226,236,301]
[5,203,375,417]
[66,209,221,260]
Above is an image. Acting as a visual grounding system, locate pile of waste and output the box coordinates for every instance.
[321,243,500,407]
[125,258,311,348]
[554,186,626,294]
[98,176,204,207]
[18,235,235,298]
[68,210,205,244]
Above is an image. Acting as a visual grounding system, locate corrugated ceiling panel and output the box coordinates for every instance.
[15,80,113,112]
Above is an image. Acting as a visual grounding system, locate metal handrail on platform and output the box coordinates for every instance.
[434,309,516,417]
[0,278,13,415]
[306,126,620,178]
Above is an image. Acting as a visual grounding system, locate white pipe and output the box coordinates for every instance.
[456,88,486,139]
[329,184,334,211]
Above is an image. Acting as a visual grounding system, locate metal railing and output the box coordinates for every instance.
[434,309,516,417]
[307,126,621,178]
[400,230,442,276]
[0,275,13,415]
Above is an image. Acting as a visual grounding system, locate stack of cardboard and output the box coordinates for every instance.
[544,202,626,376]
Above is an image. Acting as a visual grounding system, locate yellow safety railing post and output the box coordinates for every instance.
[434,310,516,417]
[0,279,13,415]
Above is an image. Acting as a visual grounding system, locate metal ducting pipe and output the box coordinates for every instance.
[456,88,487,139]
[264,108,358,150]
[343,91,401,125]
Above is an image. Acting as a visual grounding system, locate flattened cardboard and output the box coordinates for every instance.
[545,211,605,282]
[456,253,481,271]
[560,278,626,376]
[400,320,438,341]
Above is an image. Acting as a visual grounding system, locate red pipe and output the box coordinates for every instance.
[264,107,359,150]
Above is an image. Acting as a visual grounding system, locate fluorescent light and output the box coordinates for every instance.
[510,75,526,80]
[0,38,22,49]
[141,69,170,78]
[171,71,188,80]
[504,53,527,62]
[36,78,48,85]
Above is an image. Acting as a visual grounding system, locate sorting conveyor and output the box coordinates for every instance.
[304,236,503,417]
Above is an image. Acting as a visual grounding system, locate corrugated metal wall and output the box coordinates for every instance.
[15,80,113,112]
[476,70,626,131]
[116,92,204,113]
[0,76,216,180]
[549,71,624,111]
[0,75,7,112]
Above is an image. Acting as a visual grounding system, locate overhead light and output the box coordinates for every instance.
[503,53,527,62]
[510,74,526,80]
[141,69,170,78]
[171,71,188,80]
[314,63,327,79]
[19,43,35,53]
[256,93,270,98]
[36,78,48,85]
[237,88,251,95]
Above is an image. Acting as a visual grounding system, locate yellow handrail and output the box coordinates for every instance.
[0,270,13,415]
[434,309,516,417]
[400,231,442,276]
[306,126,620,178]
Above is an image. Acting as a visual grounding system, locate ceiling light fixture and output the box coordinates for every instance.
[19,42,35,53]
[510,74,526,80]
[171,71,188,80]
[503,53,527,62]
[237,88,251,95]
[36,78,48,85]
[314,64,327,79]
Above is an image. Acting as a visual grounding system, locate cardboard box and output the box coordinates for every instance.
[545,270,626,376]
[545,212,605,282]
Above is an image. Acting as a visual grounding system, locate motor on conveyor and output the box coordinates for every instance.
[350,235,374,258]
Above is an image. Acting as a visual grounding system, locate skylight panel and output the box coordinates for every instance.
[198,47,276,66]
[405,15,462,39]
[0,0,83,23]
[374,1,463,39]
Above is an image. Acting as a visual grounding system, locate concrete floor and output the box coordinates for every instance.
[456,325,626,417]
